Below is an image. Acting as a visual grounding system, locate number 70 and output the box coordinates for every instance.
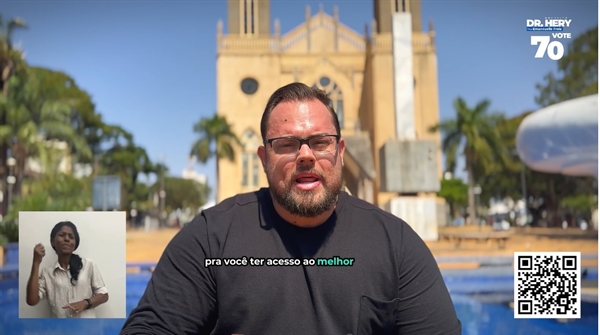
[531,36,565,60]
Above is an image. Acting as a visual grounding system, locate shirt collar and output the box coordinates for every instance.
[53,260,70,271]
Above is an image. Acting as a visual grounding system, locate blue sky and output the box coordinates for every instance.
[2,0,598,200]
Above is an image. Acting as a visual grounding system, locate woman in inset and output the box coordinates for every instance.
[26,221,109,318]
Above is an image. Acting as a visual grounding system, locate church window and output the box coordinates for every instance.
[243,0,248,34]
[242,0,257,35]
[241,78,259,95]
[250,0,255,34]
[241,129,261,188]
[252,153,259,186]
[314,77,344,128]
[242,153,249,186]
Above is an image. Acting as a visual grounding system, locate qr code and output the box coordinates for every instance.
[514,252,581,318]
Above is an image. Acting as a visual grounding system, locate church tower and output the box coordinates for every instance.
[227,0,270,36]
[216,0,370,203]
[374,0,422,33]
[364,0,441,207]
[215,1,445,237]
[216,0,280,202]
[364,0,443,240]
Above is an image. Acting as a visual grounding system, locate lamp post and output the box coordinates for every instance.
[159,156,167,227]
[130,201,138,228]
[512,149,529,226]
[520,163,529,226]
[6,157,16,215]
[474,184,482,230]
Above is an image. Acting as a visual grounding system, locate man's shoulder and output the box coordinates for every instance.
[185,189,267,230]
[342,192,406,224]
[202,189,264,214]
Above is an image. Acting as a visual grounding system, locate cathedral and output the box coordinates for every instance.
[215,0,446,232]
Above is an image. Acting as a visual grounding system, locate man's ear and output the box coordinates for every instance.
[257,146,267,172]
[338,137,345,166]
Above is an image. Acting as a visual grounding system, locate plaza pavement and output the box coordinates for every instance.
[125,224,598,301]
[126,225,598,264]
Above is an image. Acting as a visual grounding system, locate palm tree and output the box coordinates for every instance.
[0,67,92,201]
[0,14,27,95]
[429,97,507,225]
[190,114,241,202]
[99,131,156,213]
[0,14,27,215]
[28,66,107,170]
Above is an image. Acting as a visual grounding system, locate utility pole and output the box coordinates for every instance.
[513,149,529,226]
[159,155,166,227]
[521,164,528,226]
[6,157,16,216]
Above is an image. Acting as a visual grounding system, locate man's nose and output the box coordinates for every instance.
[296,144,316,164]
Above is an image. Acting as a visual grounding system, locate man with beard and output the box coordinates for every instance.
[121,83,462,335]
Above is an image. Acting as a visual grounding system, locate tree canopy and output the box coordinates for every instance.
[535,26,598,107]
[435,26,598,227]
[0,12,212,225]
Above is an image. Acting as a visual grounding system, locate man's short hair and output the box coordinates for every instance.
[260,82,341,142]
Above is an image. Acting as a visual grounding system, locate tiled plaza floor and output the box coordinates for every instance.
[126,225,598,263]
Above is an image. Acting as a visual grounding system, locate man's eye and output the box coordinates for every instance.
[277,141,297,148]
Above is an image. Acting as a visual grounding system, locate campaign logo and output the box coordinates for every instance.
[528,17,572,60]
[526,17,571,31]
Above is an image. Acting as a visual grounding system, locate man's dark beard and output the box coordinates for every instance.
[270,171,341,218]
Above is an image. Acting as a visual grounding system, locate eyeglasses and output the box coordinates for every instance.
[265,134,340,156]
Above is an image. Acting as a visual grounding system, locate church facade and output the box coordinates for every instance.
[215,0,444,215]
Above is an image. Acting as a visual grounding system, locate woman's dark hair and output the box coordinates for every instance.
[50,221,83,286]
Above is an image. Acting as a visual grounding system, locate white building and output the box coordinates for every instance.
[182,168,207,185]
[181,157,207,184]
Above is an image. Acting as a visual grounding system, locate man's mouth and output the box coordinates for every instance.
[294,173,322,191]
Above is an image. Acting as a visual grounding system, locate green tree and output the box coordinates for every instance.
[429,97,508,225]
[190,114,241,200]
[527,26,598,225]
[0,13,27,216]
[99,130,157,213]
[27,66,106,167]
[473,112,531,204]
[150,177,210,213]
[0,14,161,219]
[474,107,598,226]
[0,14,27,90]
[5,145,93,221]
[438,178,468,219]
[562,194,598,216]
[0,66,92,201]
[6,174,92,222]
[535,26,598,107]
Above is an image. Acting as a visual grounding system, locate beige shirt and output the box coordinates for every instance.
[38,257,109,318]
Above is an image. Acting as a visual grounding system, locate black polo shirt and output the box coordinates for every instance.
[121,188,461,335]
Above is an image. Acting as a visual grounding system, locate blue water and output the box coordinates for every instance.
[453,294,598,335]
[1,273,597,335]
